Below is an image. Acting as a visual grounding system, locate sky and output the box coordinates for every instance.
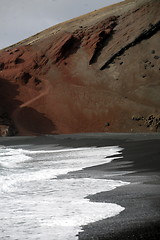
[0,0,123,49]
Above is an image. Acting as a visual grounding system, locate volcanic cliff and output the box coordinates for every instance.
[0,0,160,136]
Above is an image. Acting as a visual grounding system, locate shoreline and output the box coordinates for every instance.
[0,133,160,239]
[78,135,160,239]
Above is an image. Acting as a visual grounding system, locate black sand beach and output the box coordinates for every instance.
[0,133,160,240]
[78,135,160,240]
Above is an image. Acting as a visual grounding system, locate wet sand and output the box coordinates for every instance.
[1,133,160,239]
[78,135,160,240]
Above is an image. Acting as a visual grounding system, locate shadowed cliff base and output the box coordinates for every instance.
[13,107,57,135]
[0,78,56,136]
[0,0,160,136]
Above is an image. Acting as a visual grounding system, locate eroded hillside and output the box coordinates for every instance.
[0,0,160,135]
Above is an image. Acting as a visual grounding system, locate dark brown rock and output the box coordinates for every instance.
[0,62,4,70]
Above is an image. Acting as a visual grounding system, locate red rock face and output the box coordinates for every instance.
[0,0,160,135]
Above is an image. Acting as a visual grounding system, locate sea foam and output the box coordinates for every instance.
[0,145,129,240]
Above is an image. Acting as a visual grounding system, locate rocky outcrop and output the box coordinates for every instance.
[0,0,160,135]
[132,114,160,131]
[0,125,9,137]
[0,111,18,136]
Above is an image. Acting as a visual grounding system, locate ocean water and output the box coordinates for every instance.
[0,143,129,240]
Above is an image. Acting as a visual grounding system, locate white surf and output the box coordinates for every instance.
[0,145,129,240]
